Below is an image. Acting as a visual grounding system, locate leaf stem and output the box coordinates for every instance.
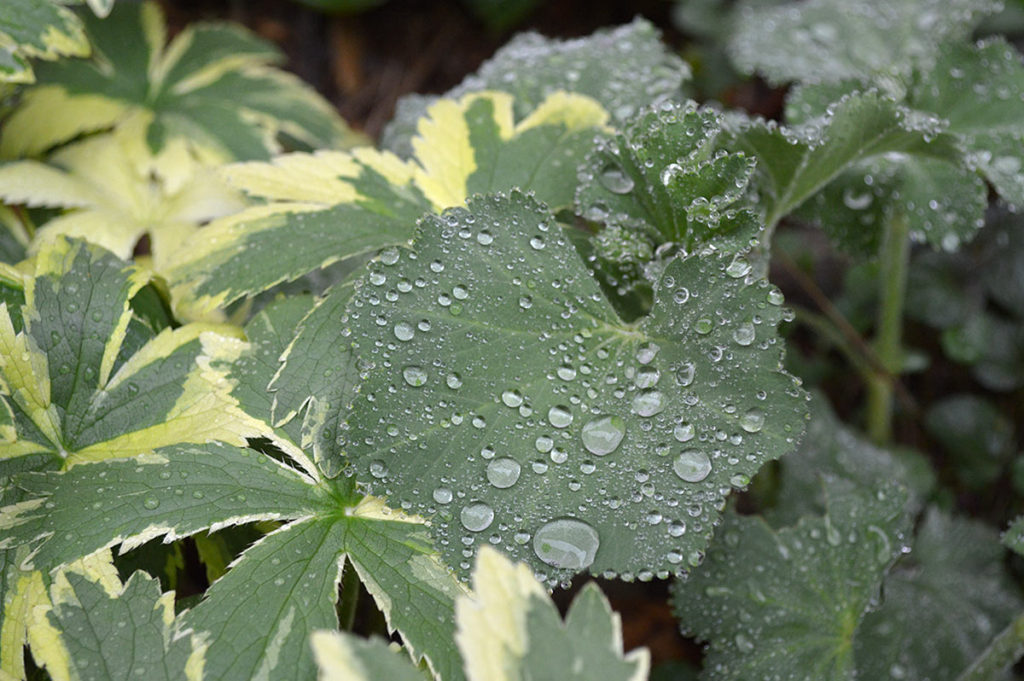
[337,560,361,632]
[866,210,910,444]
[956,611,1024,681]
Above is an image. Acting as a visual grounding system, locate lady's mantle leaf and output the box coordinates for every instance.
[0,237,265,471]
[0,121,246,273]
[0,1,360,159]
[383,18,689,156]
[729,0,998,85]
[343,191,807,582]
[0,0,91,84]
[671,481,911,681]
[312,546,648,681]
[856,509,1023,681]
[33,570,206,681]
[166,90,608,319]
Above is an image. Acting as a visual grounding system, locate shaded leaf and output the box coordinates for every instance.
[0,0,91,84]
[344,190,807,581]
[924,394,1014,489]
[312,633,430,681]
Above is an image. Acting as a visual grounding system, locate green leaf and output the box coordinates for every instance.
[0,237,267,471]
[344,190,807,581]
[856,509,1024,681]
[0,207,30,265]
[166,90,608,320]
[576,101,760,251]
[460,0,540,31]
[1002,516,1024,557]
[383,18,690,156]
[0,122,246,273]
[38,570,206,681]
[730,0,998,85]
[1,441,322,571]
[0,0,91,84]
[0,1,360,159]
[312,546,649,681]
[671,480,910,681]
[724,90,964,236]
[768,395,933,526]
[909,38,1024,206]
[924,394,1015,490]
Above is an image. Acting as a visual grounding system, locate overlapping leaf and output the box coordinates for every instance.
[0,0,93,84]
[0,1,360,159]
[312,546,649,681]
[729,0,998,85]
[343,190,807,582]
[32,570,206,681]
[382,18,689,156]
[0,237,264,472]
[671,481,911,681]
[0,120,246,272]
[166,89,609,320]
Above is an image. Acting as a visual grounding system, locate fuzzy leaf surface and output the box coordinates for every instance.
[344,191,807,582]
[40,570,205,681]
[382,18,689,155]
[0,238,262,472]
[0,1,358,158]
[855,509,1023,681]
[730,0,998,85]
[671,482,910,681]
[166,90,607,319]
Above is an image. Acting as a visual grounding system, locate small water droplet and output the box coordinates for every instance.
[477,231,494,245]
[673,422,695,442]
[143,497,160,510]
[556,364,577,381]
[433,487,453,504]
[530,236,546,250]
[460,503,494,532]
[599,166,635,194]
[393,321,415,341]
[533,518,600,569]
[673,450,711,482]
[733,323,755,346]
[694,318,713,335]
[535,435,554,453]
[735,633,755,654]
[501,389,524,408]
[402,366,428,387]
[636,342,660,364]
[581,415,626,456]
[632,390,665,417]
[519,296,533,309]
[369,460,388,478]
[486,458,522,488]
[547,405,573,428]
[446,373,463,389]
[739,408,765,433]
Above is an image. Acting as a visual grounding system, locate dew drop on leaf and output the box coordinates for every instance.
[501,389,524,407]
[402,366,428,387]
[143,497,160,510]
[673,449,712,482]
[673,422,695,442]
[548,405,573,428]
[533,518,601,569]
[632,390,665,417]
[581,415,627,456]
[486,457,522,488]
[739,408,765,433]
[599,166,635,194]
[393,321,415,341]
[461,503,495,531]
[433,487,453,504]
[733,323,756,346]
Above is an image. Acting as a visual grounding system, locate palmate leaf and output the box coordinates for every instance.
[0,1,360,159]
[0,441,467,681]
[671,480,911,681]
[312,546,649,681]
[855,510,1023,681]
[0,0,92,84]
[729,0,998,86]
[33,570,206,681]
[0,237,266,472]
[382,18,690,156]
[0,120,246,272]
[342,190,807,582]
[166,90,609,320]
[723,90,966,244]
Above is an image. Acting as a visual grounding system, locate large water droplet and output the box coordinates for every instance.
[533,518,600,569]
[599,166,635,194]
[733,323,755,346]
[460,503,494,531]
[548,405,573,428]
[393,321,415,341]
[632,390,665,417]
[676,362,696,386]
[739,408,765,433]
[673,449,712,482]
[581,415,626,456]
[402,366,428,387]
[486,457,522,488]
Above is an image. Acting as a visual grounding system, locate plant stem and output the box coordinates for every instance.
[337,560,361,632]
[956,611,1024,681]
[866,210,910,444]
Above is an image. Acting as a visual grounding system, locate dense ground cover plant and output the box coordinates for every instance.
[0,0,1023,679]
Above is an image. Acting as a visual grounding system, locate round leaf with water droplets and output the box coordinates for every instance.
[343,190,807,582]
[671,481,911,681]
